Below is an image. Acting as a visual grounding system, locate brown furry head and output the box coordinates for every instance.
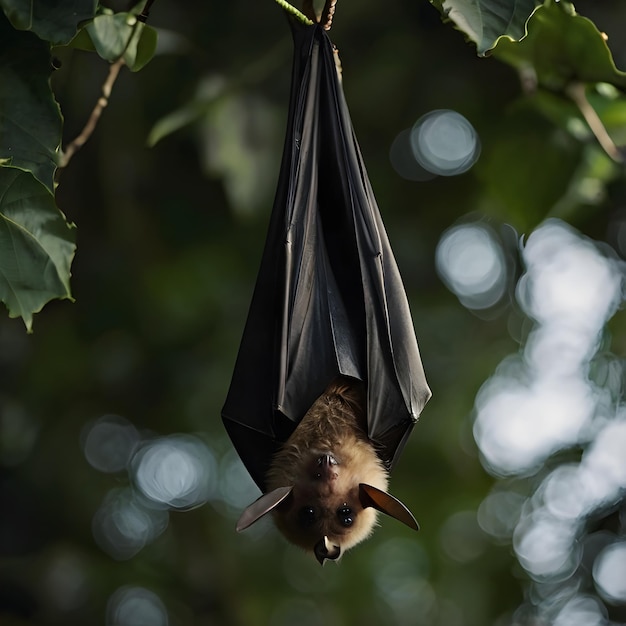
[236,378,418,563]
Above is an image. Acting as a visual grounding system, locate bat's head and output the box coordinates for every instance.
[237,447,418,564]
[236,377,418,563]
[270,450,384,563]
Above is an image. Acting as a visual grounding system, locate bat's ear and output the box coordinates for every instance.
[359,483,419,531]
[236,485,293,532]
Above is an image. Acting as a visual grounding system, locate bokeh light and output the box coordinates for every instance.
[389,109,480,180]
[474,220,624,477]
[389,129,435,181]
[475,372,595,476]
[217,448,260,511]
[92,487,169,560]
[593,541,626,603]
[83,416,223,558]
[553,595,607,626]
[513,509,582,581]
[410,110,480,176]
[437,218,626,624]
[477,489,526,541]
[371,538,435,624]
[439,510,488,563]
[517,221,622,331]
[82,415,140,473]
[42,550,89,613]
[583,418,626,507]
[106,586,168,626]
[131,434,216,509]
[435,223,507,310]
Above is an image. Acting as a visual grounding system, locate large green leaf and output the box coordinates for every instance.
[492,1,626,89]
[430,0,539,56]
[0,0,97,44]
[0,167,75,331]
[84,13,157,71]
[0,15,61,192]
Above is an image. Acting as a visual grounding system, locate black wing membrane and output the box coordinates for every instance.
[222,22,431,492]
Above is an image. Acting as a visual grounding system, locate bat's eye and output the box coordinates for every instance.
[298,506,316,527]
[337,506,353,527]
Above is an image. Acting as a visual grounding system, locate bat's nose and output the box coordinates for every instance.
[314,454,339,480]
[314,536,341,565]
[317,454,338,467]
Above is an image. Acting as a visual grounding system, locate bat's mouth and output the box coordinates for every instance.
[314,535,341,565]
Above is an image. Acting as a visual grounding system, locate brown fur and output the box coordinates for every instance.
[265,377,389,556]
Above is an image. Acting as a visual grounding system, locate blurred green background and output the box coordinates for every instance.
[2,1,626,625]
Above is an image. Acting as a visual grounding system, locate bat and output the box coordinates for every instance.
[222,20,431,563]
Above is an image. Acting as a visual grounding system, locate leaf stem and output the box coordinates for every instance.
[567,82,623,163]
[58,57,125,170]
[274,0,314,25]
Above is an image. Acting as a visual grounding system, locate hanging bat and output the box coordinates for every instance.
[221,20,431,563]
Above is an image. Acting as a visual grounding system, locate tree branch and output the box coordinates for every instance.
[57,0,157,175]
[567,82,623,163]
[58,58,125,170]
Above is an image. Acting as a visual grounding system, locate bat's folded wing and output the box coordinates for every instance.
[222,23,431,492]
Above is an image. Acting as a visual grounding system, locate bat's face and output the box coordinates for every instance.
[270,441,389,563]
[236,378,419,563]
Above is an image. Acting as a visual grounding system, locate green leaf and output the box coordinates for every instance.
[129,21,157,72]
[200,91,281,218]
[492,1,626,90]
[66,25,96,52]
[431,0,539,56]
[0,15,61,192]
[0,0,97,45]
[85,13,157,71]
[85,14,130,61]
[148,77,226,147]
[148,104,204,147]
[0,167,76,332]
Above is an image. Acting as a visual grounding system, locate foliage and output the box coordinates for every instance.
[0,0,157,330]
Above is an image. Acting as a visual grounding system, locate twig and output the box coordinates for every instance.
[58,58,125,169]
[138,0,156,22]
[567,82,623,163]
[274,0,314,25]
[57,0,157,174]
